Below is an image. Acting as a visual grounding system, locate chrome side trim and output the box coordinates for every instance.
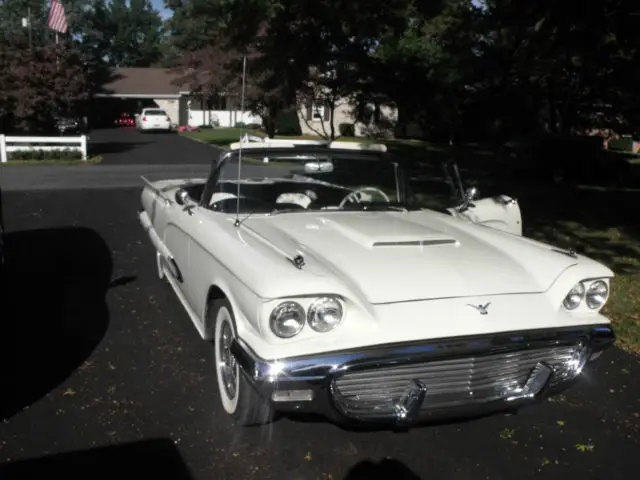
[372,239,457,247]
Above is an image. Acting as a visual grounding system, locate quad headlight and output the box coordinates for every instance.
[562,279,609,311]
[563,282,586,310]
[269,296,344,338]
[269,301,306,338]
[585,280,609,309]
[308,297,343,332]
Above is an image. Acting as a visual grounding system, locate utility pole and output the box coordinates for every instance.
[20,5,32,52]
[27,6,33,52]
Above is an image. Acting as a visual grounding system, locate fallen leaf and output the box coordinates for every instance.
[304,452,312,461]
[63,388,76,396]
[575,443,595,452]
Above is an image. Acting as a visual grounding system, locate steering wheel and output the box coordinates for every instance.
[339,187,391,209]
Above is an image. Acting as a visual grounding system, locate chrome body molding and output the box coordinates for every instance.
[230,325,615,426]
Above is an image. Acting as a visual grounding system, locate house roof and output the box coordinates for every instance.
[98,67,190,97]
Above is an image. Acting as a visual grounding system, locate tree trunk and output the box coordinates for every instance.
[265,117,276,138]
[329,99,336,140]
[264,105,278,138]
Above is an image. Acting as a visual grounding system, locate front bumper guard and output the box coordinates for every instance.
[230,324,615,426]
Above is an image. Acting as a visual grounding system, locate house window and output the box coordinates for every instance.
[306,102,330,122]
[312,104,325,120]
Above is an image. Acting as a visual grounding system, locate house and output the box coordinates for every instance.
[95,67,397,137]
[94,67,259,128]
[298,97,398,138]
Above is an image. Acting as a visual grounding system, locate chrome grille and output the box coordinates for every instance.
[332,344,583,419]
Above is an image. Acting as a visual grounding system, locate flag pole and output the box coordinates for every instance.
[27,7,32,52]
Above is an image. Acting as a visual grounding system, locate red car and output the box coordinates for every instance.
[114,113,135,128]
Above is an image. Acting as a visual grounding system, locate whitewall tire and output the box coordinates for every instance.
[210,298,274,426]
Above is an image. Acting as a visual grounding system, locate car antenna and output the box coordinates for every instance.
[234,55,248,228]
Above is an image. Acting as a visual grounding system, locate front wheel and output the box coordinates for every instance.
[211,299,275,426]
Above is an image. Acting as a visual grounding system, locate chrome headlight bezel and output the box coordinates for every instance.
[307,296,344,333]
[562,278,610,311]
[269,301,306,338]
[267,296,346,339]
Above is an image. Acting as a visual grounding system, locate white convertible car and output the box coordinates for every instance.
[138,137,615,427]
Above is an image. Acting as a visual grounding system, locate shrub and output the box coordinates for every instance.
[339,123,355,137]
[8,148,82,161]
[608,136,634,152]
[274,109,302,136]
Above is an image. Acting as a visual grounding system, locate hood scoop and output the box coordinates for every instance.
[373,239,458,247]
[324,214,459,249]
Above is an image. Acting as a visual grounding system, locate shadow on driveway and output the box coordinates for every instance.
[0,438,194,480]
[0,227,124,420]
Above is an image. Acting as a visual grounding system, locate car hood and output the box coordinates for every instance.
[242,210,578,304]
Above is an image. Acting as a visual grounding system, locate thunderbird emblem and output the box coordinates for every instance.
[468,302,491,315]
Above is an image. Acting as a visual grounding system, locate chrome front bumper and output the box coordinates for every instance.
[230,325,615,426]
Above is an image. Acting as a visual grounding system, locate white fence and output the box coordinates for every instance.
[0,134,87,163]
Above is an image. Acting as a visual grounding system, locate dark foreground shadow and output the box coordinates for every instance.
[0,227,113,420]
[344,458,420,480]
[0,438,194,480]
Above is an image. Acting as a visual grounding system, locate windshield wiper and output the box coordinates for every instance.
[269,207,307,215]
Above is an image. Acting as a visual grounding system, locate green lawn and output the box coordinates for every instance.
[180,127,373,148]
[182,128,640,353]
[181,128,266,147]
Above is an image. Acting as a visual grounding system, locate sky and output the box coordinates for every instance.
[151,0,172,19]
[151,0,488,21]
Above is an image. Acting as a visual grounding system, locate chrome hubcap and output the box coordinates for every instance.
[218,320,237,400]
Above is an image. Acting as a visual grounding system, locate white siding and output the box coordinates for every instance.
[297,100,398,138]
[154,98,180,126]
[187,110,262,128]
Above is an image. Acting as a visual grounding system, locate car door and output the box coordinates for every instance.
[447,194,523,236]
[140,182,194,292]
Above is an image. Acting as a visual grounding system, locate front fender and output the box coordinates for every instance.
[202,275,265,342]
[545,256,614,315]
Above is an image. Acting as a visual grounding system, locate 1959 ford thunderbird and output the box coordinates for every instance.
[138,137,615,427]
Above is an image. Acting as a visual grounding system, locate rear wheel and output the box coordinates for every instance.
[210,298,274,426]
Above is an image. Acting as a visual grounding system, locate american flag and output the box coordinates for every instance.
[47,0,68,34]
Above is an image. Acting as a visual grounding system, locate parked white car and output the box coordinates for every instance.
[136,108,172,132]
[138,137,615,427]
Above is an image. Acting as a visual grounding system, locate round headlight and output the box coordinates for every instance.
[563,282,585,310]
[586,280,608,309]
[308,297,343,333]
[270,301,305,338]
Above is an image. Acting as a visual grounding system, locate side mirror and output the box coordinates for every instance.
[175,189,190,206]
[464,186,479,202]
[458,186,479,212]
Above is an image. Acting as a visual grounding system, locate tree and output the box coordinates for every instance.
[76,0,164,67]
[0,41,91,133]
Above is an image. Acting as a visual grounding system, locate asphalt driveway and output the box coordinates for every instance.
[0,186,639,480]
[89,128,223,165]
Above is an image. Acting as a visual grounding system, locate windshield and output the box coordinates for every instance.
[204,147,412,215]
[145,109,167,116]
